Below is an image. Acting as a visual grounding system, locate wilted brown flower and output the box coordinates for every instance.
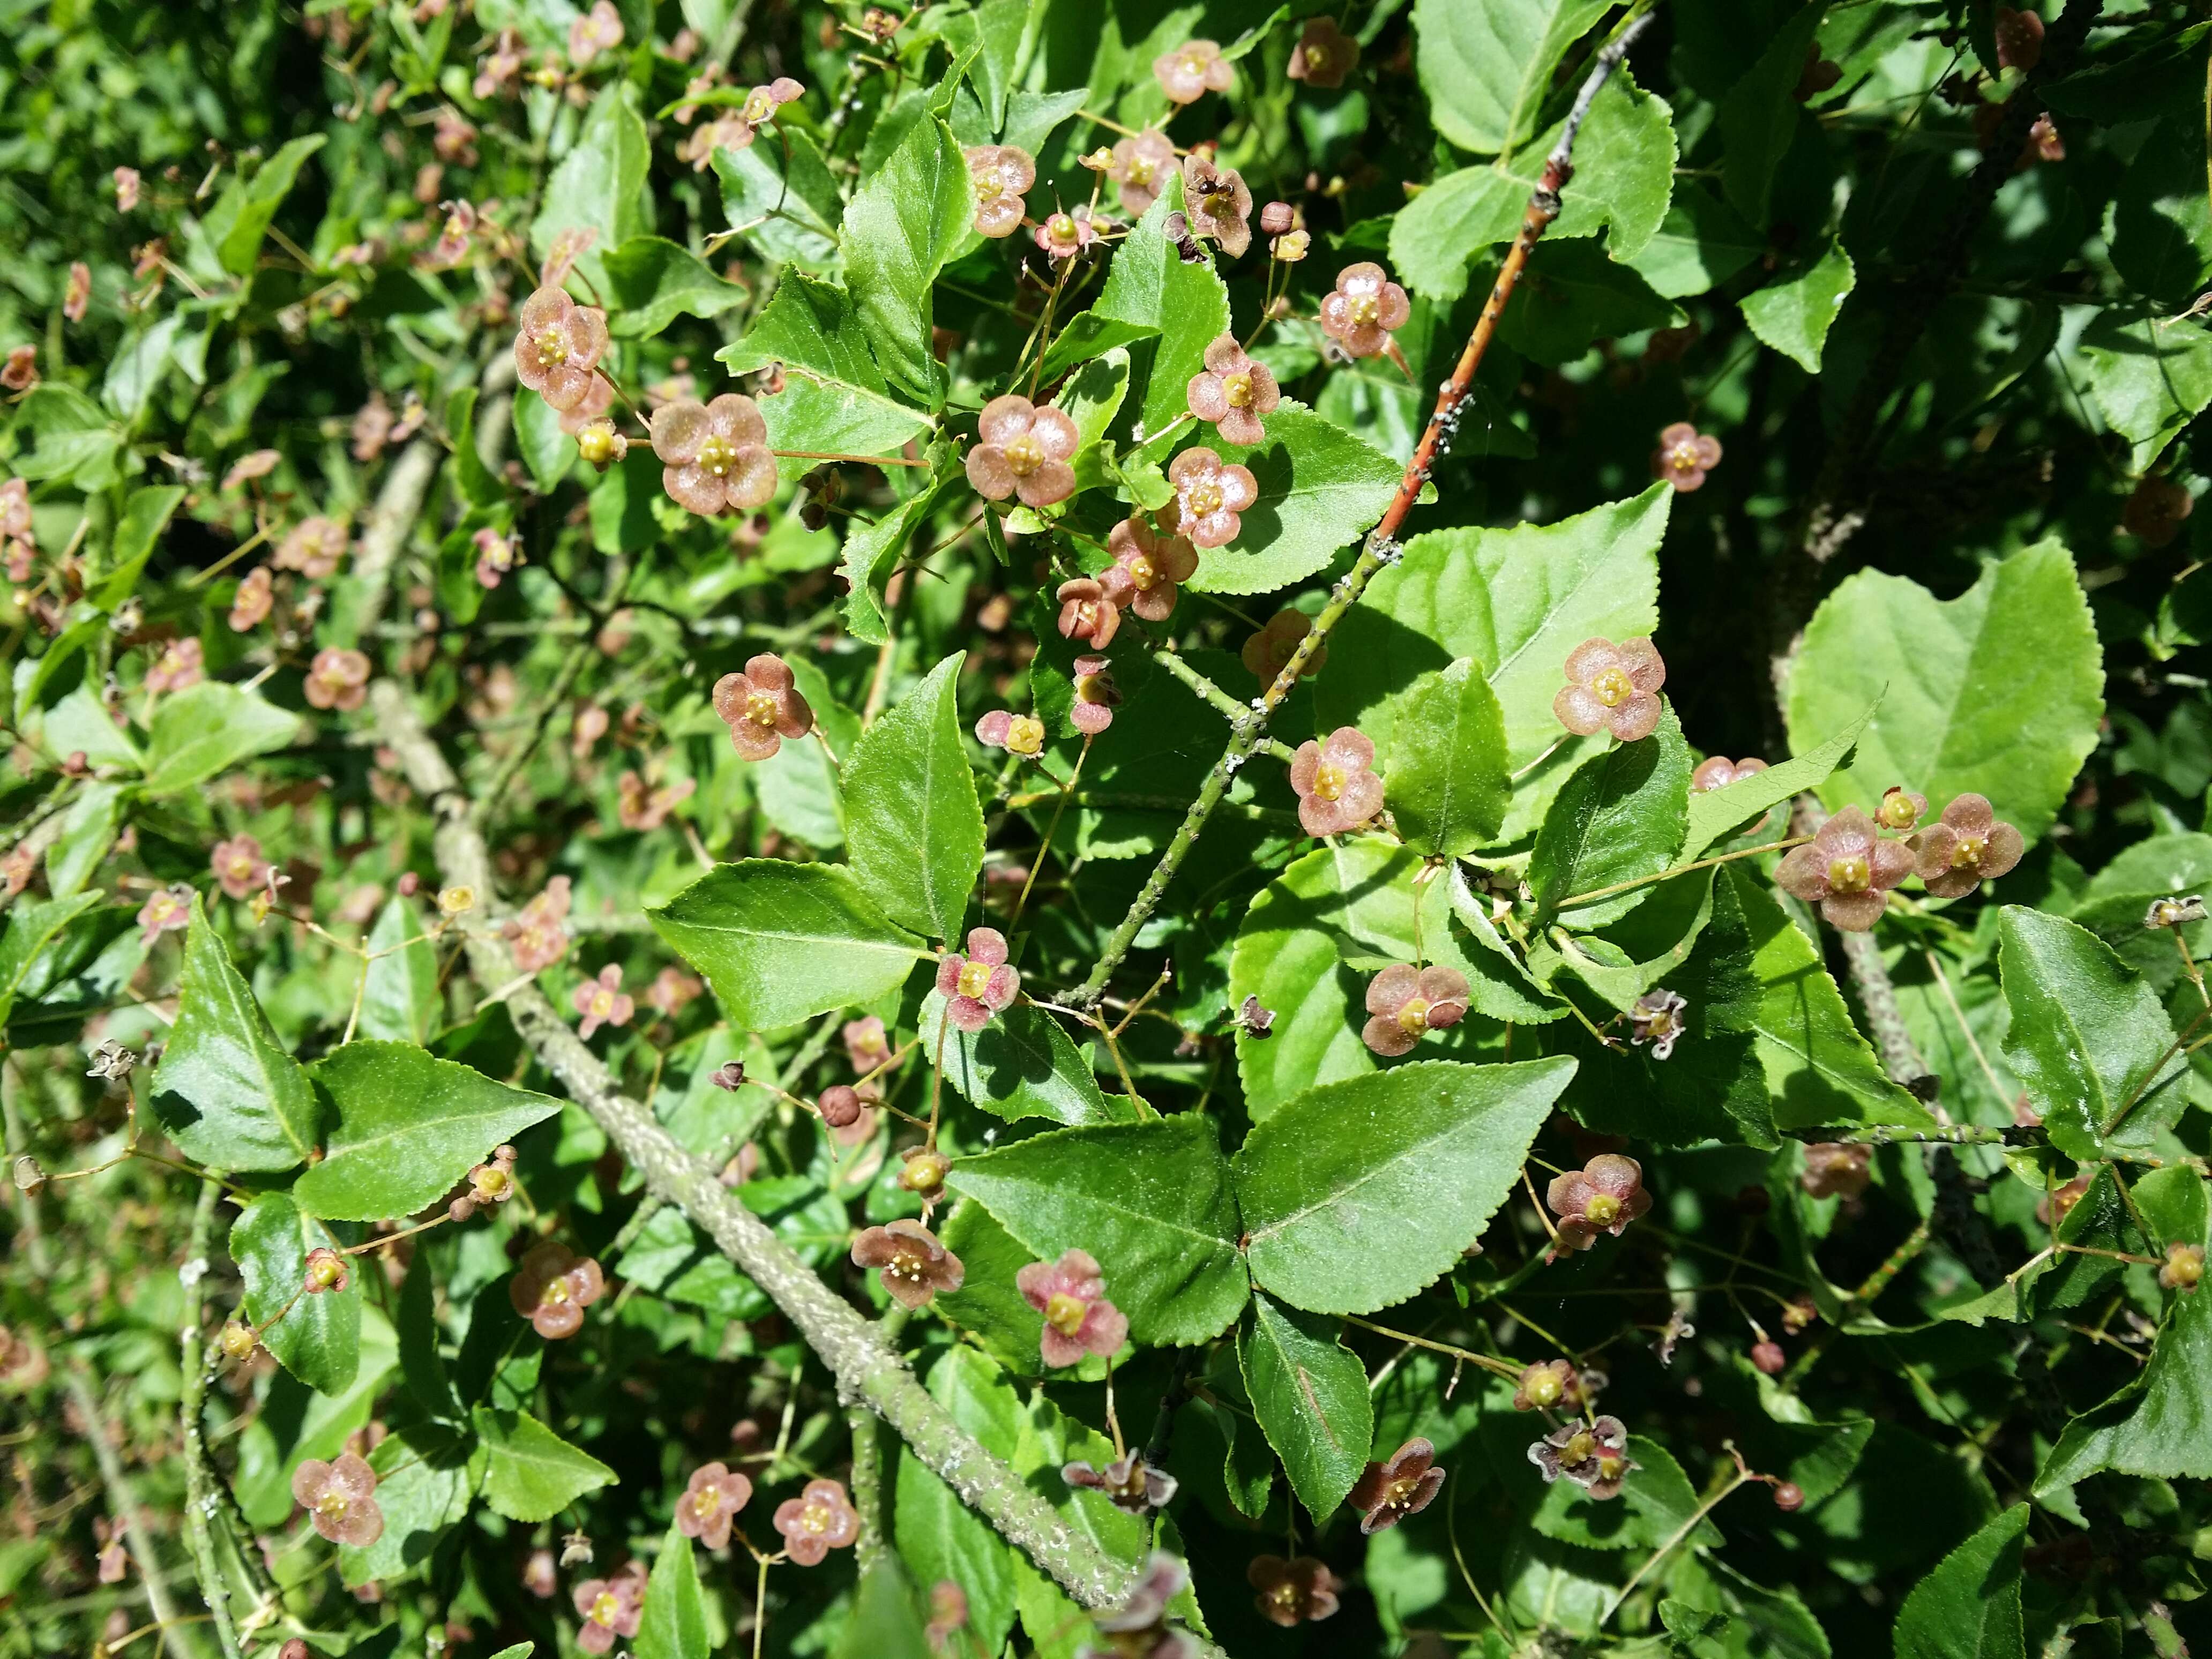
[1,345,35,392]
[1248,1556,1341,1626]
[1064,1453,1177,1516]
[1349,1438,1444,1533]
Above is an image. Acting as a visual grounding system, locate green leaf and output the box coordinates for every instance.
[357,896,442,1046]
[1683,703,1877,862]
[893,1348,1021,1656]
[1534,1436,1719,1552]
[2112,118,2212,304]
[1238,1292,1373,1519]
[843,653,983,941]
[928,994,1133,1127]
[634,1524,709,1659]
[1740,242,1856,372]
[1235,1057,1574,1315]
[396,1253,458,1418]
[934,1202,1064,1377]
[530,85,650,292]
[1785,541,2103,846]
[141,682,301,795]
[473,1407,617,1522]
[1717,3,1824,224]
[103,315,182,423]
[1530,704,1692,929]
[41,780,124,902]
[833,1558,935,1659]
[0,893,102,1028]
[41,685,141,775]
[2134,1162,2209,1251]
[87,485,185,609]
[2036,1271,2212,1497]
[1386,659,1510,855]
[944,1114,1248,1346]
[1997,908,2188,1161]
[514,391,573,493]
[648,861,928,1029]
[443,386,503,510]
[835,476,949,644]
[713,129,842,268]
[12,384,123,488]
[293,1042,562,1221]
[207,134,328,275]
[2077,310,2212,469]
[715,274,933,464]
[1001,88,1089,157]
[1893,1504,2028,1659]
[755,726,846,850]
[1319,486,1670,775]
[1093,171,1232,447]
[1413,0,1610,154]
[1501,240,1682,365]
[840,113,972,406]
[602,237,745,338]
[1625,184,1766,299]
[231,1191,360,1393]
[1185,400,1403,597]
[338,1421,476,1588]
[150,898,320,1171]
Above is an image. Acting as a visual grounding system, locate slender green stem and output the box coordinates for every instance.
[180,1179,246,1659]
[1555,834,1810,910]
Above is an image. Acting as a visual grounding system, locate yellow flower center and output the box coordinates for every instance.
[1526,1371,1561,1407]
[316,1490,351,1520]
[1180,54,1205,76]
[693,1488,721,1518]
[533,324,569,368]
[976,175,1004,203]
[1048,213,1077,242]
[1584,1192,1620,1227]
[1385,1474,1421,1506]
[957,959,995,1000]
[1667,440,1701,474]
[1561,1431,1596,1464]
[1590,667,1634,708]
[1006,715,1044,754]
[1312,759,1346,802]
[1305,43,1330,68]
[588,1591,621,1627]
[543,1278,571,1306]
[226,854,252,878]
[743,89,776,123]
[1347,293,1380,327]
[1185,480,1224,517]
[1269,1580,1300,1610]
[1877,793,1916,828]
[1595,1453,1627,1481]
[1222,370,1254,408]
[1075,671,1107,705]
[444,210,469,239]
[1827,854,1871,895]
[590,990,615,1017]
[1044,1291,1088,1336]
[1004,433,1044,476]
[803,1503,831,1534]
[474,1167,511,1199]
[1950,835,1986,870]
[745,688,779,728]
[1396,998,1431,1036]
[1126,552,1156,588]
[698,433,738,477]
[1125,154,1155,186]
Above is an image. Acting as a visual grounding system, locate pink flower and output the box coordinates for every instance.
[510,1240,606,1340]
[936,926,1019,1031]
[1107,129,1177,215]
[1033,204,1108,261]
[650,394,775,515]
[712,653,813,761]
[1691,755,1768,792]
[473,527,522,589]
[1071,655,1119,736]
[63,262,89,323]
[975,710,1046,756]
[113,167,141,212]
[503,875,573,973]
[305,647,371,712]
[571,965,634,1040]
[853,1219,966,1309]
[1553,636,1666,743]
[1016,1249,1130,1367]
[137,885,191,947]
[965,145,1035,238]
[1289,728,1384,837]
[304,1246,350,1293]
[292,1453,384,1548]
[1,346,35,392]
[1286,17,1359,88]
[1318,263,1411,360]
[1653,422,1722,492]
[1360,964,1470,1057]
[210,834,268,901]
[1054,578,1122,649]
[676,1462,753,1550]
[1154,39,1233,104]
[474,28,525,98]
[1774,806,1914,931]
[144,637,203,694]
[648,966,703,1014]
[1348,1439,1444,1534]
[513,286,611,415]
[1243,609,1325,682]
[1803,1143,1872,1200]
[1105,514,1199,622]
[571,1565,645,1654]
[1168,445,1258,548]
[842,1015,891,1074]
[617,770,694,831]
[426,199,476,270]
[1186,333,1280,446]
[1915,793,2025,899]
[540,228,599,290]
[1545,1155,1653,1254]
[773,1478,860,1566]
[1994,5,2043,70]
[276,517,349,579]
[568,0,624,68]
[221,450,280,491]
[966,395,1079,509]
[1182,154,1253,257]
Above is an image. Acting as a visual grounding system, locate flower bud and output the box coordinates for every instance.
[577,418,628,469]
[1259,201,1296,235]
[1751,1341,1785,1375]
[437,885,475,916]
[220,1320,258,1361]
[1773,1482,1804,1512]
[899,1147,950,1194]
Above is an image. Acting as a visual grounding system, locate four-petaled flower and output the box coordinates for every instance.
[276,516,349,579]
[1108,130,1178,216]
[1349,1438,1445,1534]
[510,1239,606,1339]
[1691,755,1767,793]
[1775,806,1912,931]
[713,653,814,761]
[137,885,191,946]
[967,395,1079,509]
[773,1477,860,1565]
[1528,1415,1636,1499]
[229,567,274,631]
[1546,1155,1652,1254]
[1017,1249,1129,1367]
[2123,475,2193,548]
[1653,422,1723,492]
[1035,204,1107,261]
[1064,1453,1177,1516]
[1290,727,1384,838]
[1154,39,1232,104]
[852,1218,965,1309]
[1168,446,1258,548]
[1071,655,1119,735]
[1186,334,1280,446]
[843,1015,891,1074]
[568,0,624,67]
[210,834,269,901]
[305,647,372,712]
[1286,17,1359,87]
[572,1564,646,1655]
[652,394,776,516]
[1554,637,1667,743]
[447,1144,518,1223]
[504,875,573,973]
[1628,989,1688,1060]
[1242,608,1325,682]
[571,964,634,1040]
[304,1246,350,1294]
[1915,793,2024,899]
[1105,514,1199,621]
[676,1461,753,1550]
[1512,1358,1586,1413]
[1055,577,1123,648]
[975,709,1047,757]
[1095,1552,1191,1647]
[292,1453,384,1547]
[1361,963,1470,1057]
[1319,263,1411,360]
[1247,1555,1342,1627]
[965,145,1035,238]
[1181,154,1253,257]
[513,287,611,414]
[145,638,203,694]
[938,926,1020,1030]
